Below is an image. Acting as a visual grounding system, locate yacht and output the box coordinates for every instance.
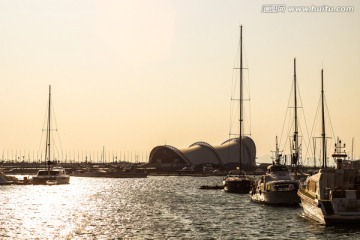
[298,138,360,225]
[250,138,300,205]
[298,69,360,225]
[32,166,70,185]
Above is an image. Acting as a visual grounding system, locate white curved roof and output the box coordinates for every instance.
[149,136,256,167]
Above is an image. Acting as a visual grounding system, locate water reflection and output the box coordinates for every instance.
[1,176,360,239]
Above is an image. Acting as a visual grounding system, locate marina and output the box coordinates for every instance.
[1,0,359,239]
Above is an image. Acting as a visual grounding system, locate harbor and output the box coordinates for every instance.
[1,0,360,239]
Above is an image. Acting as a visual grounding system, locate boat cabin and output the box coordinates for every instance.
[227,170,246,177]
[37,169,66,176]
[304,168,360,200]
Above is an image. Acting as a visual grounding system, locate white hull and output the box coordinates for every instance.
[298,189,326,224]
[32,167,70,185]
[298,188,360,225]
[32,175,70,185]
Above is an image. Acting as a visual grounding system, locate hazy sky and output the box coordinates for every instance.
[1,0,359,163]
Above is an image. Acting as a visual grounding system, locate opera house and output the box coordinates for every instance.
[148,137,256,172]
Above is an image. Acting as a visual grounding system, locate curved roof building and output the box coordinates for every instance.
[149,137,256,171]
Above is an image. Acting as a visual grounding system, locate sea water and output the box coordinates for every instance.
[1,176,360,239]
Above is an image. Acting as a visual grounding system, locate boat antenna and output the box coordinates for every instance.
[239,25,243,172]
[271,136,282,165]
[321,69,327,168]
[292,58,299,169]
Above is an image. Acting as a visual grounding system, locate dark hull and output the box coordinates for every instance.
[224,178,252,194]
[0,182,13,185]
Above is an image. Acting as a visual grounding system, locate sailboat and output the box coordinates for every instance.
[32,86,70,185]
[223,25,254,193]
[297,69,360,225]
[250,136,300,205]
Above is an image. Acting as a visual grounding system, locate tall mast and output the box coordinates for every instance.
[45,85,51,170]
[321,69,326,168]
[239,25,243,170]
[293,58,299,168]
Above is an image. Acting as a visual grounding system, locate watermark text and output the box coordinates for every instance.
[261,4,355,13]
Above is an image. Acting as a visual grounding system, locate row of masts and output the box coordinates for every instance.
[0,150,149,163]
[237,27,351,171]
[287,58,354,169]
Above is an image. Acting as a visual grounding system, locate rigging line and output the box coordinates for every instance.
[298,125,309,165]
[279,79,294,152]
[229,100,240,136]
[304,94,322,161]
[324,95,335,140]
[229,74,241,136]
[246,67,252,135]
[37,102,49,160]
[241,40,251,135]
[297,116,310,165]
[230,70,238,99]
[50,99,65,161]
[281,112,293,159]
[296,79,312,162]
[324,95,337,164]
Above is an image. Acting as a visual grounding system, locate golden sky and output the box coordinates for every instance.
[1,0,359,163]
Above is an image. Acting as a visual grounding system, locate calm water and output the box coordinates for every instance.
[1,176,360,239]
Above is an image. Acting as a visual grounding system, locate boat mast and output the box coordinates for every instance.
[321,69,327,168]
[292,58,299,168]
[45,85,51,171]
[239,25,243,171]
[351,138,354,160]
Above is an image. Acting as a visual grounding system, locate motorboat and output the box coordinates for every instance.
[250,137,300,205]
[32,166,70,185]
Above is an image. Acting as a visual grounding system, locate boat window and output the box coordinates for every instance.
[50,171,60,176]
